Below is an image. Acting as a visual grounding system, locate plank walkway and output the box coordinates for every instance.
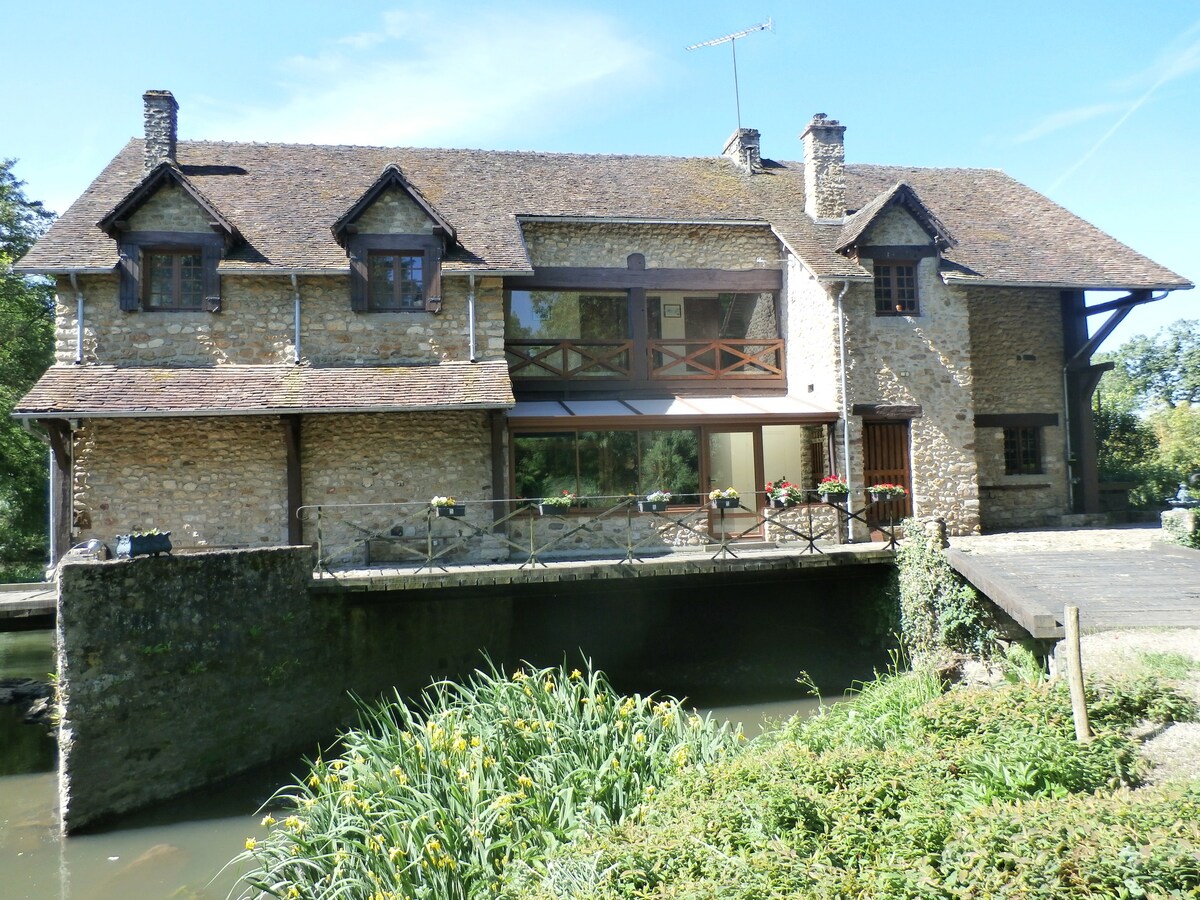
[0,582,56,630]
[946,532,1200,640]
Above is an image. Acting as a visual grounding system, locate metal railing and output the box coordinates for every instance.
[298,492,901,574]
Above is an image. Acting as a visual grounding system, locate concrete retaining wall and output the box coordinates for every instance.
[55,547,513,832]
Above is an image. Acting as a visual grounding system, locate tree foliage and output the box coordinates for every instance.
[0,159,55,578]
[1095,319,1200,506]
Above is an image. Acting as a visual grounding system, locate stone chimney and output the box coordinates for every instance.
[801,113,846,221]
[723,128,763,175]
[143,90,179,171]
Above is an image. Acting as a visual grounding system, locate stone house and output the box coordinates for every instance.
[13,91,1192,562]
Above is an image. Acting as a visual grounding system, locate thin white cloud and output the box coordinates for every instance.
[1012,102,1124,143]
[1049,18,1200,191]
[199,7,654,148]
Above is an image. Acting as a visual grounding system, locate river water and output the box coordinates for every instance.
[0,624,844,899]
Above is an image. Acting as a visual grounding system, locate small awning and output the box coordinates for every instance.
[508,395,837,427]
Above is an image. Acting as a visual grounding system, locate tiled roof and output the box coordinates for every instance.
[18,139,1192,291]
[12,361,514,417]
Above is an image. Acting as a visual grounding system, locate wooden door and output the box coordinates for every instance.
[862,420,912,525]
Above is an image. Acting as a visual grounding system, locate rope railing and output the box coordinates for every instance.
[297,492,901,575]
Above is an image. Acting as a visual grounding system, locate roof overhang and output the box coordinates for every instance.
[13,362,515,420]
[508,395,838,428]
[516,216,771,227]
[97,162,240,244]
[940,275,1195,291]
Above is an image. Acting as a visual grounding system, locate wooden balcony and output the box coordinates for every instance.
[507,338,785,391]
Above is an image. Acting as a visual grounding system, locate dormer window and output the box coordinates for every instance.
[349,235,442,313]
[368,250,426,311]
[144,247,205,310]
[874,261,918,315]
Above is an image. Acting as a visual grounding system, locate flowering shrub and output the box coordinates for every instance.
[817,475,849,496]
[708,487,739,500]
[765,478,805,505]
[645,490,672,503]
[430,495,458,507]
[867,483,907,498]
[539,490,577,508]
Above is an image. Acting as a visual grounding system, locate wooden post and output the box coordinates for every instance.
[1064,605,1091,743]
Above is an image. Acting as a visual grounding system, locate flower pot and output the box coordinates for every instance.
[638,501,668,513]
[537,504,569,516]
[435,505,465,518]
[116,531,172,558]
[770,497,792,509]
[711,497,740,510]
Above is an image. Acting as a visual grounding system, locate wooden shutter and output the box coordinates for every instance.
[348,237,368,311]
[117,242,141,311]
[425,244,442,311]
[202,242,222,311]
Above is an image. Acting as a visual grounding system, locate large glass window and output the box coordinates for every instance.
[648,292,780,377]
[513,428,700,503]
[506,291,628,340]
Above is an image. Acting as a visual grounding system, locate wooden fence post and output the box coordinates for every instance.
[1064,605,1091,744]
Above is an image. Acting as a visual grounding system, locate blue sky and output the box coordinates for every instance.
[6,0,1198,349]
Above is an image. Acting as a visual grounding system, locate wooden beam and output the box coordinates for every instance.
[944,548,1063,639]
[281,415,303,545]
[851,403,923,419]
[506,265,782,292]
[974,413,1059,428]
[39,419,73,564]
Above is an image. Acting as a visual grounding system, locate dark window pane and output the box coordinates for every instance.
[513,433,577,499]
[1003,426,1043,475]
[579,431,639,498]
[368,252,424,310]
[506,291,627,340]
[147,252,175,308]
[638,430,699,500]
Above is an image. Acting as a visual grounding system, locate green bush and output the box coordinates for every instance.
[503,673,1200,900]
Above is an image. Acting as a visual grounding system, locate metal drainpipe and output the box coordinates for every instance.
[468,274,478,362]
[835,280,854,537]
[69,272,84,364]
[290,273,301,364]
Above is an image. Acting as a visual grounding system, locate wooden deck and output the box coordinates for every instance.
[946,538,1200,640]
[0,582,56,630]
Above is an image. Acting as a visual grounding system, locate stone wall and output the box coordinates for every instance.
[128,184,211,231]
[72,416,288,549]
[55,547,515,831]
[54,273,504,367]
[968,287,1068,529]
[521,222,779,269]
[300,411,504,564]
[355,187,436,233]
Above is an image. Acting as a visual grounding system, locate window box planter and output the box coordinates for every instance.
[711,497,740,510]
[116,531,172,558]
[770,497,796,509]
[536,504,571,516]
[820,493,847,504]
[435,505,465,518]
[638,501,669,513]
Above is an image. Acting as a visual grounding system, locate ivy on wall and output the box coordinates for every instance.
[895,518,998,661]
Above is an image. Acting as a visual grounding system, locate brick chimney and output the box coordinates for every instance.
[801,113,846,221]
[723,127,763,175]
[143,90,179,171]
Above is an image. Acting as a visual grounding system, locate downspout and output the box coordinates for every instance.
[835,280,854,536]
[69,272,84,365]
[467,274,478,363]
[290,273,302,364]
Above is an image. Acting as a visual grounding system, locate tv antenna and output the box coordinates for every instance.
[686,18,773,130]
